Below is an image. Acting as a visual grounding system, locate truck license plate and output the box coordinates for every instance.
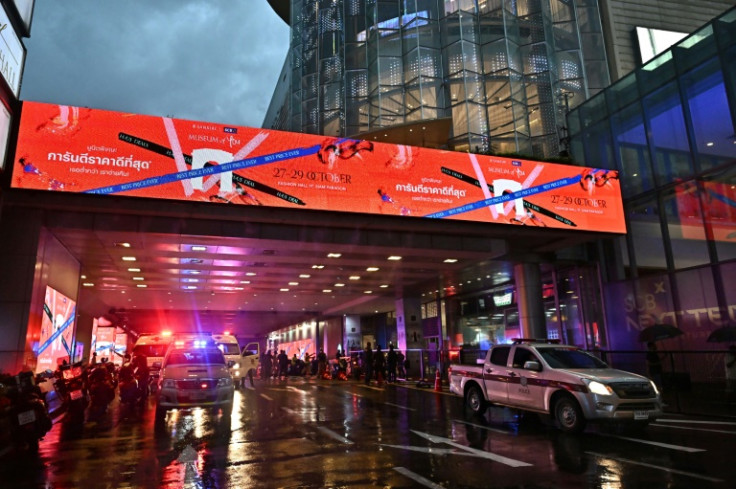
[187,391,207,401]
[70,389,83,401]
[18,410,36,425]
[634,410,649,420]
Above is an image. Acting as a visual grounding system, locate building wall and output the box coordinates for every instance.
[567,7,736,361]
[277,0,611,159]
[600,0,734,80]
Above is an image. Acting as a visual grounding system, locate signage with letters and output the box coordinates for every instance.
[12,101,627,233]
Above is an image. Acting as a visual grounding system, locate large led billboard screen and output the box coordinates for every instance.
[36,285,77,373]
[12,102,626,233]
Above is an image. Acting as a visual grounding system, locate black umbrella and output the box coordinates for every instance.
[638,324,684,342]
[706,326,736,343]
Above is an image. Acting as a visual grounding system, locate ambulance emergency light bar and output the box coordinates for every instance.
[12,101,626,234]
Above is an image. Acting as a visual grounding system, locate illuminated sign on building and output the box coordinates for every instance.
[0,5,25,97]
[12,101,627,233]
[636,26,688,64]
[493,292,513,307]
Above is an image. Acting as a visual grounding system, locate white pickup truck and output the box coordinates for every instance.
[448,339,663,433]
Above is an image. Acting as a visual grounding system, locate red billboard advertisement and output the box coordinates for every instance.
[12,102,626,233]
[676,180,736,242]
[36,286,76,373]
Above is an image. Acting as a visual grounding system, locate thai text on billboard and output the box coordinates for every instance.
[12,102,626,233]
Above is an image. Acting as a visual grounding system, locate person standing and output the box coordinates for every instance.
[317,348,328,378]
[262,350,273,381]
[363,342,373,385]
[386,344,397,383]
[725,345,736,394]
[374,344,386,385]
[396,350,406,379]
[277,350,289,379]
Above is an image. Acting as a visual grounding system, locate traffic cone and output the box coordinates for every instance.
[434,369,442,391]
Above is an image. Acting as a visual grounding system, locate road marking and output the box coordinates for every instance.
[452,419,512,435]
[259,393,273,401]
[360,384,385,391]
[393,467,446,489]
[398,384,455,397]
[281,407,297,415]
[286,386,306,395]
[315,426,354,445]
[411,430,531,467]
[650,423,736,435]
[384,401,415,411]
[597,433,705,452]
[381,444,474,456]
[656,418,736,426]
[585,452,723,483]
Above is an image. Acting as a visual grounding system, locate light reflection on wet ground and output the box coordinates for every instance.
[1,378,735,488]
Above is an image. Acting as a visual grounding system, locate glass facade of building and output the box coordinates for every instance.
[568,7,736,366]
[279,0,610,158]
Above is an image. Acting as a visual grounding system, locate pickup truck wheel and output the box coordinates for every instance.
[554,396,586,433]
[465,385,487,414]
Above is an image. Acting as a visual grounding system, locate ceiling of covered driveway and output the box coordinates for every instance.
[21,191,606,339]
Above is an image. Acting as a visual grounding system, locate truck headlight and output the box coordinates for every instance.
[162,379,175,389]
[586,380,613,396]
[649,380,660,396]
[217,377,233,387]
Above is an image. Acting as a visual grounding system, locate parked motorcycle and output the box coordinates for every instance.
[6,371,52,451]
[55,362,88,425]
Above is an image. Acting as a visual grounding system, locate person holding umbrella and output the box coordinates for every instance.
[646,342,664,392]
[726,345,736,395]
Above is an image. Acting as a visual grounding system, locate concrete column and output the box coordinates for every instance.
[0,209,43,373]
[514,262,546,339]
[395,297,422,378]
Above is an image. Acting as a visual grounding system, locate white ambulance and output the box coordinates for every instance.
[212,333,259,387]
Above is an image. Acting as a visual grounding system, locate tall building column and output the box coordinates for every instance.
[395,297,422,378]
[514,262,546,339]
[0,208,43,373]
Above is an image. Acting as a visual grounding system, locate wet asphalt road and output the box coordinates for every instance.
[2,377,735,488]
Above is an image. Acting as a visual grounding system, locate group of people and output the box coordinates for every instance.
[362,342,407,385]
[258,348,330,380]
[256,344,410,384]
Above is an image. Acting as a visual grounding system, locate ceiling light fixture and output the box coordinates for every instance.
[288,282,299,286]
[349,276,360,280]
[388,256,402,261]
[299,274,311,278]
[323,289,332,293]
[133,277,144,281]
[136,284,147,288]
[115,242,131,248]
[312,264,325,269]
[280,288,289,292]
[366,267,379,272]
[335,283,345,287]
[122,256,136,262]
[380,284,389,288]
[192,245,207,251]
[127,268,141,272]
[444,258,458,263]
[246,272,257,276]
[83,282,94,287]
[327,253,342,258]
